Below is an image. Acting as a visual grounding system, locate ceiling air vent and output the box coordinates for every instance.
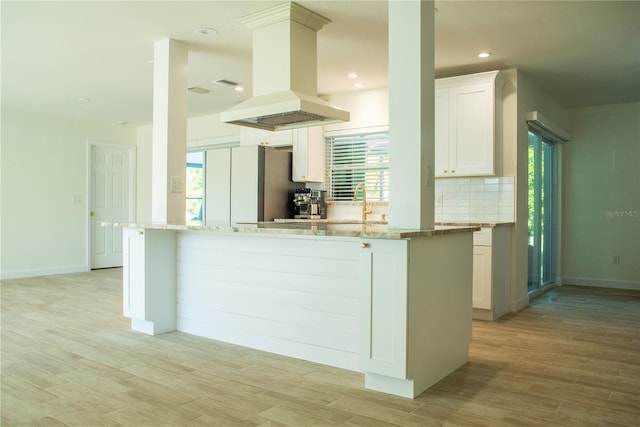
[214,79,239,87]
[187,86,210,94]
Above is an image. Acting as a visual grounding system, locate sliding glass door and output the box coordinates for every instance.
[528,130,557,293]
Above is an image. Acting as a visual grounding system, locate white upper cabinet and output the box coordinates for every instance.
[435,71,506,177]
[292,127,325,182]
[240,127,294,147]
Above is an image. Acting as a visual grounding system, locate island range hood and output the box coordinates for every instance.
[220,1,349,131]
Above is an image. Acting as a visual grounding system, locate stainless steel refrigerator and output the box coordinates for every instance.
[205,145,303,223]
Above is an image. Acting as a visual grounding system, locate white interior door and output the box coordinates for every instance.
[90,143,134,269]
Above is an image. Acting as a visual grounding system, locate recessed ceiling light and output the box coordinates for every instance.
[478,52,492,58]
[348,73,358,79]
[234,86,245,92]
[195,27,217,36]
[77,97,91,102]
[354,83,364,89]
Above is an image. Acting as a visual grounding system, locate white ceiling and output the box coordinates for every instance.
[2,1,639,127]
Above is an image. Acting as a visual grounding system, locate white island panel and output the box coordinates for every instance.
[175,232,362,370]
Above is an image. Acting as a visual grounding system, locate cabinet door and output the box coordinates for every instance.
[240,128,270,146]
[434,88,450,177]
[472,245,492,310]
[230,146,260,223]
[123,228,146,319]
[360,239,408,378]
[268,129,295,147]
[205,148,231,223]
[292,127,325,182]
[449,83,495,176]
[240,127,294,147]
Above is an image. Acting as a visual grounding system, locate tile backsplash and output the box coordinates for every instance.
[326,176,515,223]
[435,176,515,223]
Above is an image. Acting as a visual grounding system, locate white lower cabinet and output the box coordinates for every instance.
[472,245,492,310]
[359,239,408,379]
[358,233,474,398]
[122,228,176,334]
[472,226,511,320]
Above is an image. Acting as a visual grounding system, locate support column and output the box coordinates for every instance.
[152,38,188,224]
[388,0,435,230]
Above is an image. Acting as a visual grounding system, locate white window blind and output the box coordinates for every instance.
[324,132,389,201]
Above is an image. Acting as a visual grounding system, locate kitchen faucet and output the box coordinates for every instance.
[353,183,372,221]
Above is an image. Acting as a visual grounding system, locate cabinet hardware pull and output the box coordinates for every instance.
[138,231,144,236]
[360,242,370,249]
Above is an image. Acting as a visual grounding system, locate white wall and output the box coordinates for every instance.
[323,87,389,134]
[561,102,640,289]
[1,108,137,278]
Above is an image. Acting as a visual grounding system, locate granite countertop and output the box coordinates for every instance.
[104,220,479,240]
[435,221,515,228]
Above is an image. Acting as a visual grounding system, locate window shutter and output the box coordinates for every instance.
[325,132,389,201]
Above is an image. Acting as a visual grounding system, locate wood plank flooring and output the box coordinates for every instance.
[1,269,638,426]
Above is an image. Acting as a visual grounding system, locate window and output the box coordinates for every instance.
[324,132,389,201]
[186,151,204,225]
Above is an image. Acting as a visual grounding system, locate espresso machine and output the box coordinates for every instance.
[293,188,327,219]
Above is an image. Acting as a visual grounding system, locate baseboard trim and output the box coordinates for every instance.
[0,265,89,280]
[562,277,640,291]
[509,294,530,313]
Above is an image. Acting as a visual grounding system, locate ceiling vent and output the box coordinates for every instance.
[188,86,210,94]
[220,1,349,131]
[214,79,240,87]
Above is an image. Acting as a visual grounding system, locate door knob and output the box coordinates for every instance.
[90,211,95,216]
[360,242,370,249]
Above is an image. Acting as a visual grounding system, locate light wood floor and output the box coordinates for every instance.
[1,269,638,426]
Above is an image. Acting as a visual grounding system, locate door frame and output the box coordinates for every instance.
[86,140,137,269]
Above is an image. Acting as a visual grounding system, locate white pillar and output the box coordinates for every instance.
[151,38,188,224]
[388,0,435,230]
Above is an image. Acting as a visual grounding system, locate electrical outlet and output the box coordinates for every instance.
[611,254,620,265]
[436,194,444,207]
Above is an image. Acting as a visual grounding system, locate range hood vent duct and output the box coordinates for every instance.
[220,1,349,131]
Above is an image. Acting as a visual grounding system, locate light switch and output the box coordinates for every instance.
[72,194,82,204]
[170,176,184,193]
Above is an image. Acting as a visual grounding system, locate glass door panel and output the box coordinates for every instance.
[528,131,556,293]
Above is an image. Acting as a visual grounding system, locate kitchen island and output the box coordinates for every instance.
[112,220,478,398]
